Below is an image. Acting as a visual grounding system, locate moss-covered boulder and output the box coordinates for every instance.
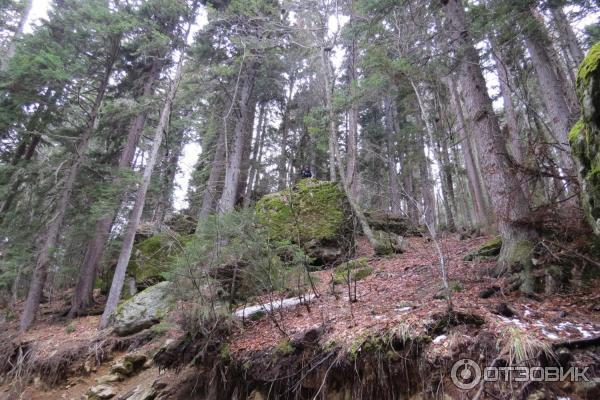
[570,42,600,236]
[255,179,354,266]
[127,234,189,290]
[111,281,174,336]
[364,211,410,235]
[373,230,407,256]
[463,236,502,261]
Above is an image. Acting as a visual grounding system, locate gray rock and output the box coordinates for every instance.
[88,384,116,399]
[110,354,148,376]
[96,374,123,384]
[122,386,156,400]
[111,282,174,336]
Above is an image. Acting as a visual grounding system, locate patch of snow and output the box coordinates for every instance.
[374,315,388,320]
[533,320,546,327]
[557,397,571,400]
[433,335,447,344]
[395,307,412,313]
[524,309,532,317]
[499,316,528,329]
[234,294,316,318]
[542,329,559,340]
[576,326,592,338]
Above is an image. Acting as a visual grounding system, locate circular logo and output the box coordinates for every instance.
[451,359,482,390]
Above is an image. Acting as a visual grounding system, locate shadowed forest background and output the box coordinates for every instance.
[1,0,600,399]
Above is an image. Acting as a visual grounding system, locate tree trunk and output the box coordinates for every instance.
[154,127,184,224]
[522,20,576,177]
[68,60,162,318]
[490,42,525,165]
[346,40,359,197]
[444,76,490,226]
[549,4,584,68]
[20,49,115,330]
[100,46,186,329]
[198,128,226,218]
[321,49,337,182]
[442,0,538,291]
[277,77,295,190]
[1,0,33,72]
[244,102,266,208]
[236,98,257,204]
[217,68,255,214]
[384,98,402,215]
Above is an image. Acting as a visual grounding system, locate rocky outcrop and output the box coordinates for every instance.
[255,179,355,266]
[570,42,600,235]
[111,281,174,336]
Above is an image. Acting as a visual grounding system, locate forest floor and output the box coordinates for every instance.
[2,234,600,399]
[230,235,600,355]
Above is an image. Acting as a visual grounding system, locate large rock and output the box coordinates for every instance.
[570,42,600,235]
[111,281,174,336]
[127,234,188,290]
[255,179,354,266]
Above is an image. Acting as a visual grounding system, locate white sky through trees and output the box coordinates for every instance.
[22,0,600,210]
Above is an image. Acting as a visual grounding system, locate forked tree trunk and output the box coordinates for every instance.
[218,68,255,213]
[68,61,162,318]
[442,0,538,291]
[100,48,186,329]
[20,47,116,330]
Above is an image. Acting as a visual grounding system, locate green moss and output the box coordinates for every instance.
[577,41,600,96]
[127,234,189,283]
[569,118,586,146]
[218,344,232,361]
[275,339,294,355]
[332,258,372,284]
[150,321,175,336]
[255,178,352,247]
[572,44,600,235]
[464,236,502,261]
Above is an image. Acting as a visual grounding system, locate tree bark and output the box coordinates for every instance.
[277,76,295,190]
[20,42,117,330]
[442,0,538,291]
[217,67,255,213]
[522,18,577,177]
[244,102,266,208]
[68,60,162,318]
[548,3,584,68]
[198,128,226,218]
[444,76,489,226]
[384,97,402,215]
[321,48,337,182]
[236,98,257,204]
[346,39,359,197]
[100,45,187,329]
